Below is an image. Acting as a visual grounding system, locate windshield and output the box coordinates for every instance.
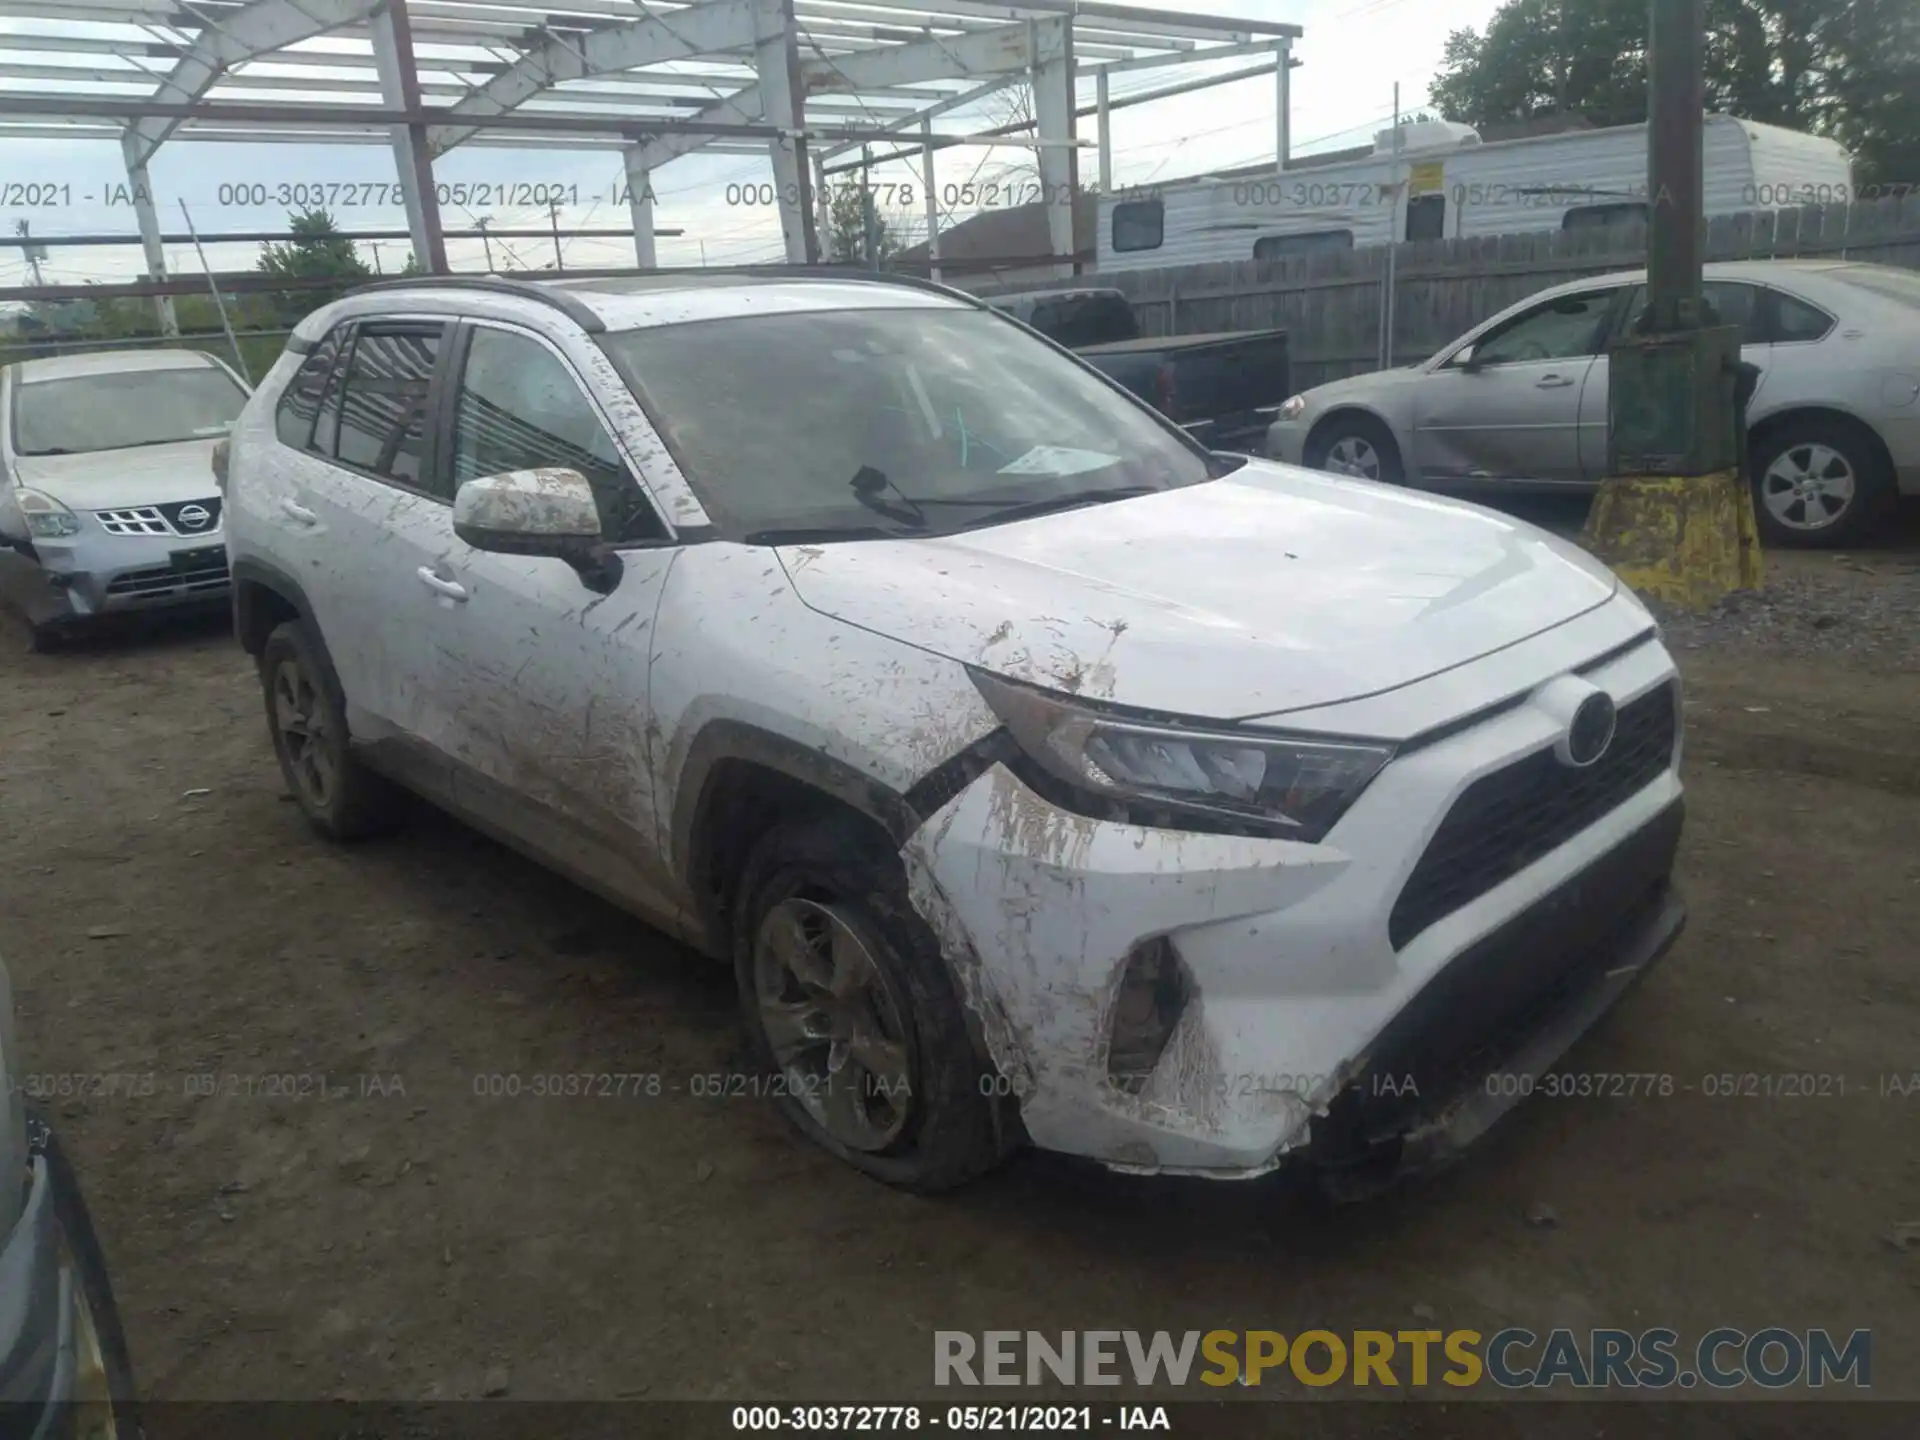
[12,365,248,457]
[597,306,1214,540]
[1833,265,1920,309]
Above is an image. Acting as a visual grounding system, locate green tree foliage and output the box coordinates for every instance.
[1429,0,1920,185]
[256,207,372,285]
[824,179,902,265]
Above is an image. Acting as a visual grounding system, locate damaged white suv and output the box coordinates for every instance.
[224,271,1686,1195]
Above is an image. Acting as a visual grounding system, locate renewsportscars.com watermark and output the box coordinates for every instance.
[934,1329,1871,1391]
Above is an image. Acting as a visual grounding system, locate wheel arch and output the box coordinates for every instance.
[1746,403,1895,474]
[1305,405,1404,469]
[231,557,349,704]
[671,721,922,961]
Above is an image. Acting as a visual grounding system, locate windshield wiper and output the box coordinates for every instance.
[742,524,923,545]
[956,485,1161,530]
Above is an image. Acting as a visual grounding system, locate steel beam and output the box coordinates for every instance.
[426,0,759,155]
[623,148,657,267]
[633,20,1032,176]
[118,132,177,336]
[755,0,817,262]
[816,71,1018,160]
[122,0,378,169]
[370,0,449,273]
[1029,14,1074,277]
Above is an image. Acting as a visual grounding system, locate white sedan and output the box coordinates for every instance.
[1266,259,1920,547]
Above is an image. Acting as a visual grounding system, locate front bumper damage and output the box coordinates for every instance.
[902,635,1686,1189]
[0,524,229,631]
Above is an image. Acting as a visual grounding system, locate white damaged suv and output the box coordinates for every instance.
[224,271,1686,1195]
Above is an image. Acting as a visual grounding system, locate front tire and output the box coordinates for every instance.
[732,814,1007,1192]
[1305,414,1404,485]
[258,619,397,841]
[1750,417,1894,548]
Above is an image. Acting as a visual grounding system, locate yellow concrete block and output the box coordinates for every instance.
[1580,468,1763,609]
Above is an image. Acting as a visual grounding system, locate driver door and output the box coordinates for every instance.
[1410,287,1625,486]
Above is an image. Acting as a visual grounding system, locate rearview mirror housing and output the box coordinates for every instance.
[453,468,622,593]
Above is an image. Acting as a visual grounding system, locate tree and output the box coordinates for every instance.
[257,207,370,301]
[1429,0,1920,186]
[824,177,904,265]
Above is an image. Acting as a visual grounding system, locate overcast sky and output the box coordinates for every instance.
[0,0,1507,289]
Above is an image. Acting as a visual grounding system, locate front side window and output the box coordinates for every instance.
[598,306,1215,540]
[452,327,660,542]
[12,363,247,457]
[324,326,444,489]
[1564,202,1647,231]
[1111,200,1164,253]
[1469,290,1617,366]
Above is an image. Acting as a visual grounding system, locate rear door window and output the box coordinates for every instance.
[321,326,447,492]
[275,326,347,450]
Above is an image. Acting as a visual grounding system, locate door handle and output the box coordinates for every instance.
[279,498,318,525]
[1535,375,1575,389]
[417,567,468,602]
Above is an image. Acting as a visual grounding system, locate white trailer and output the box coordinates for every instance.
[1096,114,1853,273]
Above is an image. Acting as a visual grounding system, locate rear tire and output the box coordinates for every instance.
[732,813,1009,1192]
[1749,416,1895,549]
[1305,414,1404,485]
[258,619,398,841]
[27,620,68,654]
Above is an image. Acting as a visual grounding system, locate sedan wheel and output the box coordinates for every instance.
[1759,442,1855,533]
[1325,434,1382,480]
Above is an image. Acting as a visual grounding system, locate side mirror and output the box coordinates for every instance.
[1453,343,1481,371]
[453,468,622,594]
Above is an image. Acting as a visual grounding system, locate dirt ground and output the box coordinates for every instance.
[3,516,1918,1422]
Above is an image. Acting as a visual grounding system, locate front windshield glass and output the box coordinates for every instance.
[13,366,248,457]
[598,305,1213,539]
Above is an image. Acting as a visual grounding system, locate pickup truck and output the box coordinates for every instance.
[985,287,1291,453]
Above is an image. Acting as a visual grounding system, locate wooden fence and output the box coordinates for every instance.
[965,195,1920,391]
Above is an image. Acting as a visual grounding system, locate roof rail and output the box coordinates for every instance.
[547,262,993,311]
[342,274,608,333]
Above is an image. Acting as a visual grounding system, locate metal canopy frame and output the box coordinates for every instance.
[0,0,1303,322]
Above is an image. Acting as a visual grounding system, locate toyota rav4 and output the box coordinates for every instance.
[222,271,1687,1196]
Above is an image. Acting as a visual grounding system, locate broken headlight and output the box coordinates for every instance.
[970,669,1392,843]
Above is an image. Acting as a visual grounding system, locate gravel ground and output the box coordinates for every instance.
[1,501,1917,1433]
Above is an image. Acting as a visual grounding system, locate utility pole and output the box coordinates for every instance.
[861,145,878,270]
[474,215,495,272]
[370,241,383,275]
[548,199,564,271]
[15,220,45,288]
[1377,84,1402,370]
[1582,0,1761,607]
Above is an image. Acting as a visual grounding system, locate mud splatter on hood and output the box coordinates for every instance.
[775,459,1618,721]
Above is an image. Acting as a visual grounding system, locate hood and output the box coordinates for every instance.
[9,439,224,510]
[1307,363,1427,402]
[776,459,1618,722]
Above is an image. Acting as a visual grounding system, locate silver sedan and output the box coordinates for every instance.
[1266,259,1920,547]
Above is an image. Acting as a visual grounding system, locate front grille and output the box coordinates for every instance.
[1388,680,1677,950]
[156,497,222,534]
[105,558,230,598]
[94,506,172,536]
[1315,800,1684,1163]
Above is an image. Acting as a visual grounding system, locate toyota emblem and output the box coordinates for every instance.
[175,503,212,532]
[1562,692,1618,768]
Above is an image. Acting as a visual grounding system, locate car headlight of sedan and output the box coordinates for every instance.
[19,488,80,538]
[1277,394,1307,422]
[970,669,1393,843]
